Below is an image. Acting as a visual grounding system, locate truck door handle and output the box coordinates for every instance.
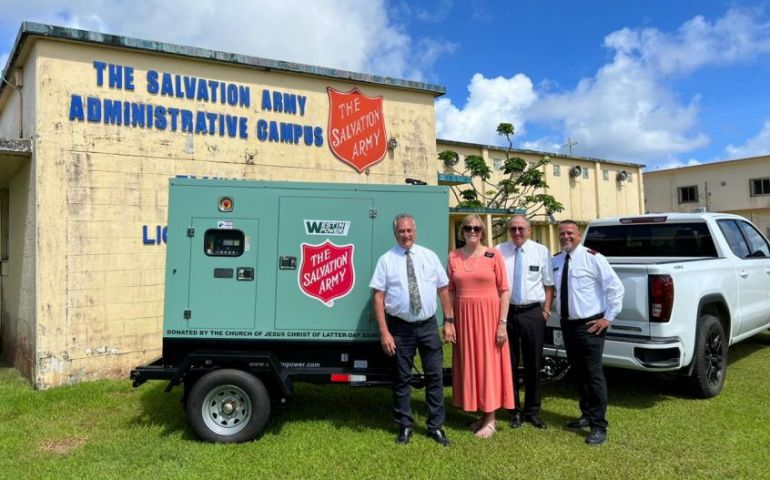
[739,270,749,278]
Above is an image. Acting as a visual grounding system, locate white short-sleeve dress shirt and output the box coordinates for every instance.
[369,243,449,322]
[496,239,554,305]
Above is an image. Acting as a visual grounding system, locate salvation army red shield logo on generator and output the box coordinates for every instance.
[298,241,355,307]
[327,87,388,172]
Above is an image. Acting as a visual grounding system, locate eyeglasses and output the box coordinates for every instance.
[462,225,483,233]
[509,226,527,232]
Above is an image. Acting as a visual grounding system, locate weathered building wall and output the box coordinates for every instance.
[645,156,770,236]
[437,140,644,251]
[1,160,35,377]
[0,43,38,380]
[24,38,438,387]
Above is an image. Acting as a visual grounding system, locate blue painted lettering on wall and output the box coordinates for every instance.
[71,61,324,146]
[143,225,168,245]
[261,89,307,115]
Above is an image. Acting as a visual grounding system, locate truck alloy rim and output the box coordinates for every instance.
[201,384,252,435]
[704,332,724,386]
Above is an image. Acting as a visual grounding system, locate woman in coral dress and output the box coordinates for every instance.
[447,215,514,438]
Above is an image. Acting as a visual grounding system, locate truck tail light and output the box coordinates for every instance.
[649,275,674,322]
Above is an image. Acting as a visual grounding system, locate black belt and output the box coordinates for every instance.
[386,313,436,327]
[510,302,540,313]
[561,312,604,322]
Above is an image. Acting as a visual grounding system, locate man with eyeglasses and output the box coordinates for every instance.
[496,215,554,429]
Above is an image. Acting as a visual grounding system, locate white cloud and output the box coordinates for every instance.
[650,158,702,171]
[435,7,770,165]
[436,73,536,144]
[608,7,770,77]
[724,120,770,159]
[0,0,452,81]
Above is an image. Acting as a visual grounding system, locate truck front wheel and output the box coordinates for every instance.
[187,369,271,443]
[686,315,727,398]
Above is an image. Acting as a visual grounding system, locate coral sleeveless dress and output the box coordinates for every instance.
[448,248,515,412]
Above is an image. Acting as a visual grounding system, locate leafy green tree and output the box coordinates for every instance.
[440,122,564,237]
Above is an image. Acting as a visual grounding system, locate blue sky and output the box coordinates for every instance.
[1,0,769,170]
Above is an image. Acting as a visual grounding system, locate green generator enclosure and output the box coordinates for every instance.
[163,178,449,345]
[132,178,450,443]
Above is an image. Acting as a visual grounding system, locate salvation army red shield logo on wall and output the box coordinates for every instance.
[298,241,355,307]
[327,87,388,172]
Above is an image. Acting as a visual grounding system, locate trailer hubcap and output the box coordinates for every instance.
[202,384,252,436]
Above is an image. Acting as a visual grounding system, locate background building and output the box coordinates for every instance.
[644,155,770,237]
[0,23,644,388]
[437,139,645,251]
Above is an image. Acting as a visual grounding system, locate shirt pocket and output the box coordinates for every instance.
[570,268,594,295]
[421,263,438,284]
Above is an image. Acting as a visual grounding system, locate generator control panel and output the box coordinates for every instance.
[204,229,244,256]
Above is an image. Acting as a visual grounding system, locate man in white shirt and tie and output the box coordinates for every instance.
[370,213,454,447]
[497,215,554,429]
[553,220,624,446]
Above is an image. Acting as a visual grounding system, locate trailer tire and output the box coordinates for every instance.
[187,369,270,443]
[686,315,727,398]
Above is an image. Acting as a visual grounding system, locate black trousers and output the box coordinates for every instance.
[560,316,608,431]
[387,315,445,431]
[507,304,545,415]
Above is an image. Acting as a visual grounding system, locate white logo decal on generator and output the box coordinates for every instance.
[303,219,351,236]
[217,220,233,229]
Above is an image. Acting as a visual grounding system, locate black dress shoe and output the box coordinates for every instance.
[396,426,413,445]
[509,412,522,428]
[585,429,607,445]
[427,428,450,447]
[566,417,590,429]
[524,414,547,429]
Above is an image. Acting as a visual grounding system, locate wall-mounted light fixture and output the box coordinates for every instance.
[387,138,398,150]
[405,178,427,185]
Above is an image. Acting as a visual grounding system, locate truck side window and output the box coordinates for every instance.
[737,221,770,258]
[204,229,245,257]
[717,220,750,258]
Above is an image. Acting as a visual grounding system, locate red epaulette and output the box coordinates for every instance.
[587,248,598,255]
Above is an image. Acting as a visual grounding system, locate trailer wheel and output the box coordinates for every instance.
[187,369,270,443]
[686,315,727,398]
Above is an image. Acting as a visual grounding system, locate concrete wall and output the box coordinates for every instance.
[437,141,644,251]
[1,160,35,377]
[20,39,438,387]
[644,156,770,236]
[0,44,38,381]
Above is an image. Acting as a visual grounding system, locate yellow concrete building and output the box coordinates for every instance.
[0,23,644,388]
[436,139,645,251]
[0,23,443,388]
[644,155,770,237]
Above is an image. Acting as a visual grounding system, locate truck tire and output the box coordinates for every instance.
[686,315,727,398]
[186,369,271,443]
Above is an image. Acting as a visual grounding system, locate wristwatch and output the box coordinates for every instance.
[444,317,455,324]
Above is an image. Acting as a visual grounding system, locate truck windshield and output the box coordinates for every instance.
[584,222,718,257]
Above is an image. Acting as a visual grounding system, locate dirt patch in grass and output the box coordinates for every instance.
[38,437,87,455]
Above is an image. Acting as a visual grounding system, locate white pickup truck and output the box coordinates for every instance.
[544,212,770,398]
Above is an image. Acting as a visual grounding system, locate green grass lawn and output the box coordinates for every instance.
[2,333,770,480]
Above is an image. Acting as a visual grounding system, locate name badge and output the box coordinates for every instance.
[484,251,495,258]
[529,265,539,272]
